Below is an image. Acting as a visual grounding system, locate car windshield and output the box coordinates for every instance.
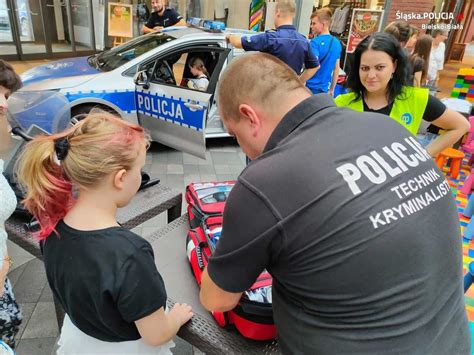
[89,33,175,72]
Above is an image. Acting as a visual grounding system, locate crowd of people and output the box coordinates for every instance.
[0,0,472,354]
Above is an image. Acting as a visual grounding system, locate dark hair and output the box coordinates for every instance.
[0,59,22,92]
[384,21,411,44]
[410,34,432,85]
[346,32,409,103]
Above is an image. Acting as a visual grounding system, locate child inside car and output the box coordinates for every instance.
[187,57,209,91]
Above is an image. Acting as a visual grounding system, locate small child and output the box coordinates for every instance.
[187,57,210,91]
[16,113,193,354]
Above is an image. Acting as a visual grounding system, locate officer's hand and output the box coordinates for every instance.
[328,88,334,97]
[153,26,164,32]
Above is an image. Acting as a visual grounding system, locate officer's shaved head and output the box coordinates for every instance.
[276,0,296,15]
[218,53,308,122]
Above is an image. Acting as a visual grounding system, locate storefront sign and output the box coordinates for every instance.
[108,3,133,38]
[347,9,384,53]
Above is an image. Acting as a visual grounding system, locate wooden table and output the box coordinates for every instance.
[5,183,182,259]
[145,214,280,354]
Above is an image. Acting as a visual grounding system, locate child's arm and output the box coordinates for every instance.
[135,303,193,346]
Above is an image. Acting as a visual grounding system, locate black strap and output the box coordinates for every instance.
[318,36,335,65]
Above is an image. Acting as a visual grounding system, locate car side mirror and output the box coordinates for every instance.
[134,70,149,89]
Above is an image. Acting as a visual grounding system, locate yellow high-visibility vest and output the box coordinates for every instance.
[334,86,429,135]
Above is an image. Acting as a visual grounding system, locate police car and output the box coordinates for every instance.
[7,21,255,158]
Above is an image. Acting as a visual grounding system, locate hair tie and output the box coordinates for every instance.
[54,138,70,162]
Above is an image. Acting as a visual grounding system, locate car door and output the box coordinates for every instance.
[134,45,230,159]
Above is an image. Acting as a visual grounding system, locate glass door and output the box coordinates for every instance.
[71,0,95,53]
[0,0,19,59]
[0,0,47,60]
[44,0,73,53]
[0,0,97,60]
[14,0,47,56]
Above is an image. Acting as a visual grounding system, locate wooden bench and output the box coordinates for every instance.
[146,215,281,354]
[5,183,182,329]
[5,183,182,259]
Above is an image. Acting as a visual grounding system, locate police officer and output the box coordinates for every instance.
[226,0,319,83]
[142,0,186,34]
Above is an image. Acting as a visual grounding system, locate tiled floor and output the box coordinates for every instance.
[5,140,245,355]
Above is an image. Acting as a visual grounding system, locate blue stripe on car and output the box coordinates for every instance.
[136,91,205,131]
[64,90,136,113]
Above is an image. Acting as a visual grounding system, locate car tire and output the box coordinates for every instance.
[70,104,118,125]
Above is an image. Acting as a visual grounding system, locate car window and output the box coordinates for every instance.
[94,33,175,72]
[149,48,222,93]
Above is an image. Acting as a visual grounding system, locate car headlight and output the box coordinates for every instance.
[7,90,70,133]
[8,90,61,112]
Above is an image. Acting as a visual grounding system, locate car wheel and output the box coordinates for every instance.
[70,105,118,126]
[70,105,94,126]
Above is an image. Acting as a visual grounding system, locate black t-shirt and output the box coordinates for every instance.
[362,94,446,121]
[43,221,167,342]
[208,94,470,354]
[145,8,182,29]
[408,56,425,84]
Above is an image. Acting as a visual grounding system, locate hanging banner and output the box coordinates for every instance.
[108,3,133,38]
[347,9,384,53]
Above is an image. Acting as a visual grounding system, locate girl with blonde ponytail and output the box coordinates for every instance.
[16,112,193,354]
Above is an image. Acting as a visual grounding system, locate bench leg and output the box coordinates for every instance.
[168,203,181,223]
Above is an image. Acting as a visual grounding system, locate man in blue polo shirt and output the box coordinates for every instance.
[306,8,342,95]
[226,0,319,83]
[142,0,186,34]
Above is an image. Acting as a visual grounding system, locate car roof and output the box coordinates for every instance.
[165,26,258,40]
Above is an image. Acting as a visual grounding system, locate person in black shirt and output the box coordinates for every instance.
[199,52,470,354]
[142,0,186,34]
[16,113,193,353]
[409,34,432,87]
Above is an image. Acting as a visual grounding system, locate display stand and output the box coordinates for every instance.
[113,36,126,47]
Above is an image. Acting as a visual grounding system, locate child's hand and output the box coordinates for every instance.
[169,303,193,327]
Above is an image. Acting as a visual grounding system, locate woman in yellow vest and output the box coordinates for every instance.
[335,33,469,157]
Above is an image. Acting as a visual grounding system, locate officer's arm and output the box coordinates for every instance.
[173,18,186,26]
[142,25,156,34]
[200,268,243,312]
[226,35,243,49]
[299,66,319,83]
[426,108,470,157]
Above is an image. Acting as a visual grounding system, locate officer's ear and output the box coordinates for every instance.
[238,104,262,136]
